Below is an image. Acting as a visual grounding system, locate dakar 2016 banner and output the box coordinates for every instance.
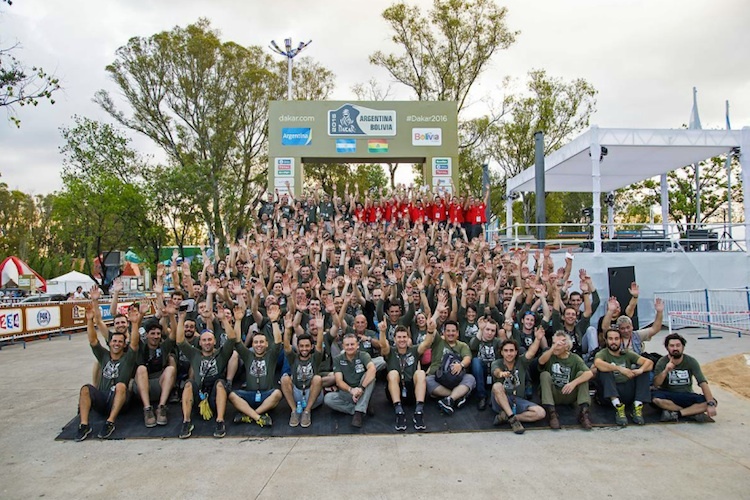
[328,104,397,137]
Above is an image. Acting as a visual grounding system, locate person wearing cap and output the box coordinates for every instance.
[652,333,717,423]
[175,308,236,439]
[134,319,177,428]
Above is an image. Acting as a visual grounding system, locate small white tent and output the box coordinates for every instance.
[46,271,97,295]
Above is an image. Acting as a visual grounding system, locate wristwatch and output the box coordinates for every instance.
[707,399,717,407]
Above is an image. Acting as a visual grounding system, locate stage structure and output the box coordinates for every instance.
[268,101,459,196]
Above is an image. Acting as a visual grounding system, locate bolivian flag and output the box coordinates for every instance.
[368,139,389,153]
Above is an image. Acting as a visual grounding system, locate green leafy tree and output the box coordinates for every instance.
[96,19,335,256]
[488,69,597,227]
[626,156,742,233]
[0,2,60,127]
[371,0,517,113]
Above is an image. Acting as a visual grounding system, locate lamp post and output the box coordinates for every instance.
[269,37,312,100]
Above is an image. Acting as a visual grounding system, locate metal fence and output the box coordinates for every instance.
[654,288,750,339]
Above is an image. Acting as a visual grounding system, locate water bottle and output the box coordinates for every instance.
[301,396,307,409]
[296,400,302,414]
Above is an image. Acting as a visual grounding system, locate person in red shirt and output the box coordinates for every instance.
[409,199,426,229]
[431,194,448,229]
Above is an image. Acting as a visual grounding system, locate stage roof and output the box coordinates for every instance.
[506,127,743,193]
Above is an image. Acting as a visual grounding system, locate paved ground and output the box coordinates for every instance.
[0,328,748,499]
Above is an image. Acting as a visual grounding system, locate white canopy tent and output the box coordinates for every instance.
[46,271,97,295]
[505,126,750,253]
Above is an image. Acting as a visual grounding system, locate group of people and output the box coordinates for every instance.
[74,184,718,441]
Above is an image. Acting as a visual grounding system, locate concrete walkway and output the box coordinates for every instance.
[0,328,748,499]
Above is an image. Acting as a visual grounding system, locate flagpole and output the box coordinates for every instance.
[689,87,702,228]
[725,100,732,238]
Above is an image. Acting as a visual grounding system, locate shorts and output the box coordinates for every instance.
[293,385,323,410]
[234,389,278,409]
[651,390,706,408]
[491,394,538,415]
[426,373,476,395]
[133,373,161,401]
[187,379,224,414]
[84,384,116,416]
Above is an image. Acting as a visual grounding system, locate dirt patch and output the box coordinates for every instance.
[702,353,750,401]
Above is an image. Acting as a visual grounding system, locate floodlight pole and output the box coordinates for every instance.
[269,37,312,100]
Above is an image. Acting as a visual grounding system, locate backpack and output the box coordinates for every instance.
[435,350,465,389]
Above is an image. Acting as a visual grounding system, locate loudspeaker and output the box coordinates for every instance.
[103,252,122,266]
[607,266,639,330]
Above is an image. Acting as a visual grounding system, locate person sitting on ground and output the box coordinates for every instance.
[76,301,141,441]
[538,331,594,430]
[281,310,326,428]
[601,297,665,355]
[380,322,433,431]
[652,333,717,423]
[469,317,503,411]
[324,332,377,428]
[229,303,283,428]
[490,330,547,434]
[593,328,653,426]
[134,317,177,428]
[175,307,236,439]
[425,316,477,416]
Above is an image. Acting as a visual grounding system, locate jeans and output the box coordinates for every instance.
[471,358,492,398]
[595,371,651,405]
[323,383,375,415]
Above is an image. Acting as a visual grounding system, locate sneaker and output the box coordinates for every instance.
[300,411,311,428]
[509,415,525,435]
[233,413,253,424]
[693,412,715,423]
[413,412,426,431]
[477,397,487,411]
[455,396,468,409]
[438,397,454,415]
[578,407,593,430]
[660,409,679,422]
[213,420,226,438]
[631,404,645,425]
[395,412,407,431]
[256,413,273,427]
[493,410,509,426]
[168,389,181,404]
[351,411,364,428]
[614,403,627,427]
[75,423,92,442]
[179,421,194,439]
[143,407,157,428]
[97,421,115,439]
[548,409,561,430]
[289,412,300,427]
[156,405,168,426]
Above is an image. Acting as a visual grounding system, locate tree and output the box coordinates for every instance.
[96,20,335,256]
[625,156,743,233]
[0,2,61,127]
[488,69,597,227]
[371,0,517,114]
[56,118,159,289]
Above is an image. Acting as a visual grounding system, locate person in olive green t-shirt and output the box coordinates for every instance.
[594,329,653,426]
[490,326,546,434]
[652,333,717,423]
[381,321,434,432]
[538,331,594,430]
[229,304,284,427]
[281,310,327,428]
[175,308,236,439]
[425,320,477,415]
[76,302,141,442]
[324,333,377,428]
